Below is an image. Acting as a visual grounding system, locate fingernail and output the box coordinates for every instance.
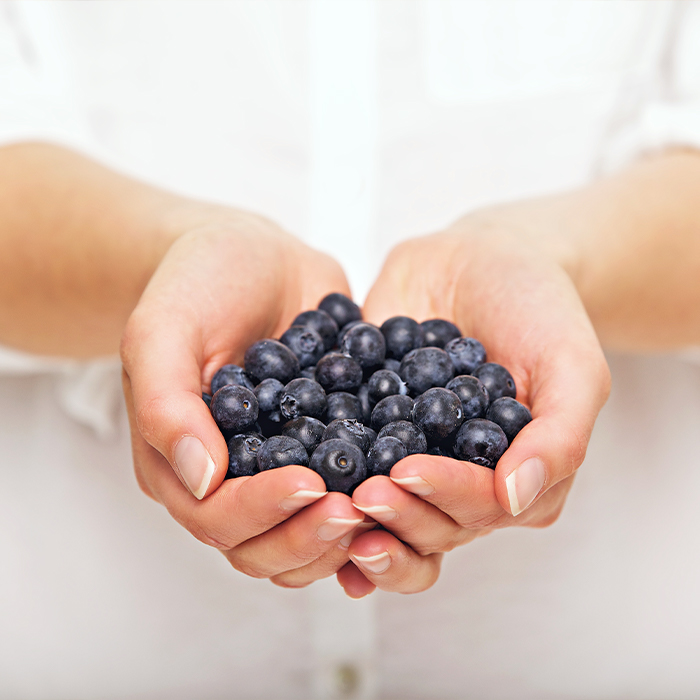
[317,517,364,542]
[174,436,216,500]
[390,475,435,496]
[339,521,376,549]
[351,552,391,575]
[353,504,398,521]
[280,489,327,512]
[505,457,546,516]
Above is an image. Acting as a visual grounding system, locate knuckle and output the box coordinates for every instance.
[226,554,270,580]
[134,393,171,444]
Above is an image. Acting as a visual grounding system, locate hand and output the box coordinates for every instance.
[337,211,610,597]
[121,208,368,587]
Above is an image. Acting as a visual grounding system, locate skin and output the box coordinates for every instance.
[4,143,700,596]
[338,150,700,597]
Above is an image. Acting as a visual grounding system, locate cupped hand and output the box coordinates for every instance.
[121,207,366,586]
[338,213,610,597]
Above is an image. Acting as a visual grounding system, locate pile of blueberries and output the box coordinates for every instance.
[204,293,532,495]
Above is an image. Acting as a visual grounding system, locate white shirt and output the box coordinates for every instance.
[2,2,700,698]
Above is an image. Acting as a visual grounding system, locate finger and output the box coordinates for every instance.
[224,492,365,579]
[270,520,376,588]
[336,561,377,599]
[348,530,443,594]
[494,337,610,517]
[352,476,481,555]
[136,458,328,550]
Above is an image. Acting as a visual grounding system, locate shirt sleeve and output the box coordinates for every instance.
[601,1,700,171]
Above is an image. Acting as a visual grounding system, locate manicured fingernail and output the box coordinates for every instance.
[351,552,391,575]
[339,521,376,549]
[390,475,435,496]
[353,504,398,521]
[505,457,546,516]
[280,489,327,512]
[317,517,363,542]
[174,436,216,500]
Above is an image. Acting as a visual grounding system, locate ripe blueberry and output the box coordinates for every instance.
[210,363,256,394]
[420,319,461,348]
[322,418,371,453]
[472,362,517,401]
[282,416,326,455]
[380,316,424,360]
[486,397,532,444]
[318,292,362,330]
[257,435,309,471]
[367,369,407,405]
[309,439,367,495]
[326,391,364,423]
[279,378,327,420]
[226,433,265,478]
[444,337,487,375]
[339,322,386,371]
[377,420,427,455]
[244,339,300,385]
[370,394,414,431]
[399,346,455,395]
[446,375,489,420]
[314,352,363,394]
[210,384,259,433]
[366,436,407,477]
[412,387,463,443]
[280,325,325,368]
[292,309,339,351]
[453,419,508,469]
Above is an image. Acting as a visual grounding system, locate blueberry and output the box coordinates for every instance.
[367,369,407,405]
[420,319,461,348]
[445,375,489,420]
[280,325,325,368]
[210,384,259,433]
[257,435,309,471]
[453,418,508,469]
[365,426,378,446]
[322,418,371,453]
[314,352,363,394]
[380,316,424,360]
[309,439,367,495]
[370,394,414,431]
[377,420,427,455]
[366,436,407,477]
[254,378,285,413]
[486,397,532,444]
[282,416,326,455]
[210,363,256,394]
[202,392,212,408]
[383,358,401,374]
[412,387,463,443]
[472,362,517,401]
[292,309,339,351]
[300,365,317,380]
[427,444,454,458]
[318,292,362,330]
[279,378,327,420]
[399,346,455,395]
[355,383,373,425]
[337,319,364,348]
[444,337,487,375]
[226,433,265,478]
[325,391,364,423]
[339,322,386,371]
[244,339,300,385]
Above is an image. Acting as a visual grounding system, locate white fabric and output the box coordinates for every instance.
[2,1,700,698]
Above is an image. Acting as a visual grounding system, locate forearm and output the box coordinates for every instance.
[0,142,213,357]
[469,150,700,352]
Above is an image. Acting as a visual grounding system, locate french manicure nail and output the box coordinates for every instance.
[390,475,435,497]
[354,504,398,521]
[280,489,327,512]
[174,436,216,500]
[352,552,391,575]
[339,521,376,549]
[505,457,546,516]
[317,517,364,542]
